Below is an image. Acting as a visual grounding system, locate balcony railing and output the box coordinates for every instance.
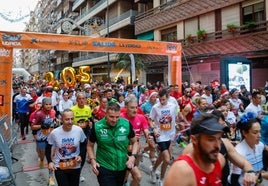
[178,20,268,46]
[104,9,137,28]
[76,0,106,22]
[73,52,107,63]
[135,0,180,21]
[73,0,85,11]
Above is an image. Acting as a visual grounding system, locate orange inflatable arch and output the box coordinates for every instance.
[0,31,181,140]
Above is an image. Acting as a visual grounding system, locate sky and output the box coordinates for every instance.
[0,0,38,32]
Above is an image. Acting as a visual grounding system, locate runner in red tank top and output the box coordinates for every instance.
[164,113,227,186]
[177,155,222,185]
[178,88,192,110]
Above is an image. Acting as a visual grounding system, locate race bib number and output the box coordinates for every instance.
[59,159,77,170]
[41,128,53,135]
[160,123,171,131]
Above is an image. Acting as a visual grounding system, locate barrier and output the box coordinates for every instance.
[0,115,16,185]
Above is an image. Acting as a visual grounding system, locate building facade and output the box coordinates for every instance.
[22,0,268,89]
[135,0,268,89]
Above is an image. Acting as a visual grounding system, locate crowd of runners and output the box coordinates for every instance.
[12,76,268,186]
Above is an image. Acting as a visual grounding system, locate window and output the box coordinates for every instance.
[242,2,265,24]
[161,27,177,42]
[160,0,167,5]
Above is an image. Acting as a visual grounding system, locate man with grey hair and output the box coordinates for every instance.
[120,95,153,185]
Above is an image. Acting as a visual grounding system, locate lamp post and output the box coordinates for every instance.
[106,0,111,83]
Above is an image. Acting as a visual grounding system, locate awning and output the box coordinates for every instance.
[137,31,154,40]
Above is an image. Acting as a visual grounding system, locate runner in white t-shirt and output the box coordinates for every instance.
[149,89,178,184]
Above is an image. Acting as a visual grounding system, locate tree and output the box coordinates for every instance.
[115,53,147,83]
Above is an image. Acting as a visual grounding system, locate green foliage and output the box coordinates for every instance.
[186,34,194,42]
[227,24,237,32]
[197,29,207,39]
[115,53,147,71]
[243,21,257,29]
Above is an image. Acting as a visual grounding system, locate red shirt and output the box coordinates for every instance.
[185,102,196,122]
[179,96,191,110]
[31,109,56,127]
[170,91,182,100]
[120,112,148,138]
[93,106,106,120]
[120,107,144,115]
[177,155,222,186]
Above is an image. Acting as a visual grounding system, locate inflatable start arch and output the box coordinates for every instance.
[0,31,181,140]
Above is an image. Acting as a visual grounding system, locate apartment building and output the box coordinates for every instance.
[24,0,58,76]
[135,0,268,89]
[55,0,138,82]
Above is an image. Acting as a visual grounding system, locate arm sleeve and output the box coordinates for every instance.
[230,174,240,186]
[128,123,135,139]
[45,144,53,163]
[89,123,97,143]
[79,140,87,157]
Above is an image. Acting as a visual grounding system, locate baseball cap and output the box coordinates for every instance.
[204,86,212,91]
[84,84,91,89]
[240,85,246,89]
[191,116,228,135]
[77,119,88,123]
[230,88,238,95]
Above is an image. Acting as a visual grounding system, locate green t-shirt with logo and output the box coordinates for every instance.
[91,117,135,171]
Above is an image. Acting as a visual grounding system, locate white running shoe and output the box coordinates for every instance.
[80,176,85,182]
[48,176,56,186]
[150,165,156,183]
[157,179,163,186]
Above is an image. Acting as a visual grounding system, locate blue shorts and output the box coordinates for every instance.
[36,141,47,150]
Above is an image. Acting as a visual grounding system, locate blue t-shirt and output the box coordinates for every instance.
[261,115,268,145]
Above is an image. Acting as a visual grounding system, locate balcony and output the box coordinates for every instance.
[72,53,117,67]
[72,0,85,11]
[99,10,137,35]
[177,20,268,59]
[179,20,268,46]
[134,0,244,35]
[138,21,268,64]
[74,0,116,26]
[73,52,107,63]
